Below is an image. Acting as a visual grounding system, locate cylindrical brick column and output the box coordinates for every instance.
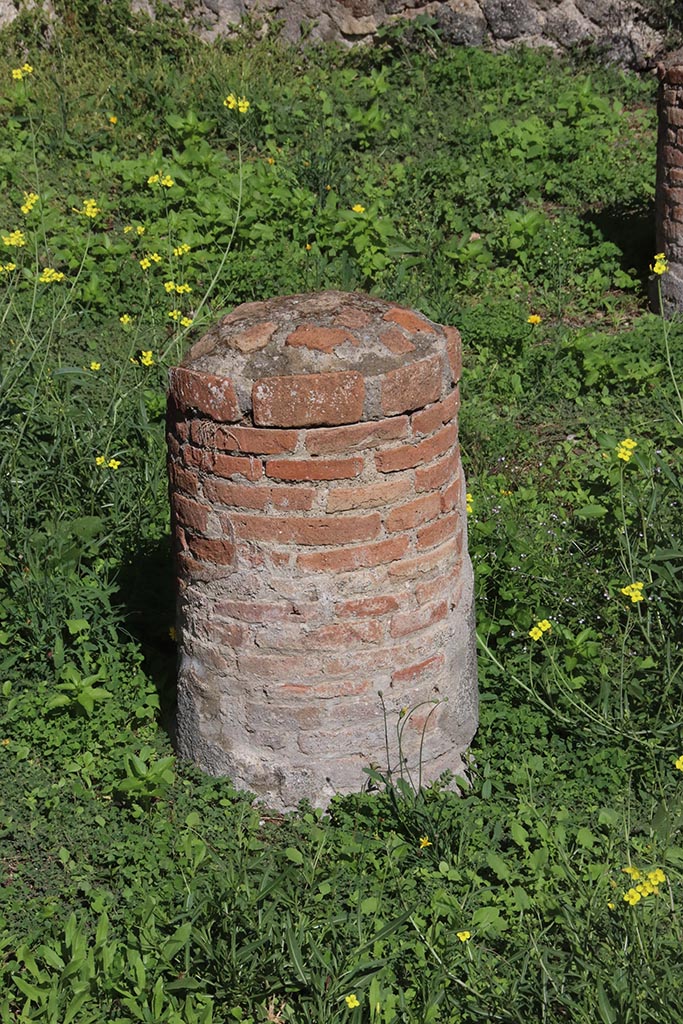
[167,290,477,809]
[654,55,683,312]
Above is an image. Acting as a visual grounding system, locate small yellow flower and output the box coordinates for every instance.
[620,582,644,604]
[2,229,26,247]
[1,263,16,272]
[137,225,146,236]
[305,242,312,251]
[529,626,543,641]
[650,252,668,275]
[169,626,177,641]
[622,866,641,880]
[224,93,250,113]
[173,243,191,256]
[108,115,117,125]
[616,438,637,462]
[12,64,33,81]
[527,314,542,325]
[139,257,151,270]
[83,198,100,218]
[466,492,473,515]
[22,63,33,74]
[538,619,551,632]
[140,350,154,367]
[119,314,132,325]
[176,283,192,294]
[180,316,193,328]
[419,836,432,848]
[39,267,65,283]
[456,931,471,942]
[675,754,683,771]
[0,738,10,746]
[266,156,275,165]
[648,868,666,885]
[107,458,121,470]
[147,173,160,185]
[20,192,39,215]
[123,225,133,234]
[150,252,162,262]
[624,887,641,905]
[168,309,182,321]
[164,280,177,293]
[95,455,106,466]
[351,204,365,213]
[160,175,174,188]
[344,994,360,1009]
[90,361,101,371]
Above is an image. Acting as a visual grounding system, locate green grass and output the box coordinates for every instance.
[1,6,682,1022]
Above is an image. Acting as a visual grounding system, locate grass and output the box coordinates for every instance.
[0,5,682,1022]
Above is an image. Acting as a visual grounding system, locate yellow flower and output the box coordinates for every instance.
[83,198,100,218]
[419,836,432,848]
[2,229,26,247]
[168,309,182,321]
[529,620,550,640]
[147,173,160,185]
[466,492,473,515]
[616,438,637,462]
[224,93,249,113]
[238,97,250,113]
[344,994,360,1009]
[20,192,39,215]
[108,115,117,125]
[648,868,666,885]
[1,263,16,273]
[180,316,193,328]
[137,225,146,236]
[675,755,683,771]
[351,204,365,213]
[650,252,668,275]
[266,156,275,165]
[623,887,641,905]
[39,267,65,283]
[90,361,101,371]
[107,458,121,470]
[538,619,551,632]
[23,63,33,74]
[150,252,162,262]
[527,314,542,325]
[139,257,151,270]
[140,350,154,367]
[620,582,644,604]
[95,455,106,466]
[12,64,33,80]
[176,283,192,294]
[0,738,10,746]
[622,866,641,880]
[529,626,543,641]
[164,280,176,293]
[119,314,132,325]
[160,175,174,188]
[456,931,471,942]
[169,626,177,641]
[173,243,191,256]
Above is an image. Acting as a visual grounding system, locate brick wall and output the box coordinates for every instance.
[167,290,478,809]
[655,59,683,312]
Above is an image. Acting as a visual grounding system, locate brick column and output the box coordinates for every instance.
[167,290,478,810]
[654,57,683,312]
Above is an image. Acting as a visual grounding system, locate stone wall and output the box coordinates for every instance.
[654,52,683,311]
[0,0,666,69]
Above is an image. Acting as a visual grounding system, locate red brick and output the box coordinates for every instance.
[286,324,356,353]
[669,167,683,184]
[663,146,683,167]
[670,107,683,127]
[204,479,269,509]
[230,320,277,353]
[381,355,443,416]
[440,476,462,513]
[169,461,199,496]
[238,653,322,681]
[376,423,457,474]
[172,493,209,534]
[266,455,363,482]
[336,595,400,618]
[379,326,416,355]
[186,536,235,565]
[305,416,409,455]
[417,512,460,550]
[327,477,412,512]
[176,552,235,582]
[215,599,297,622]
[382,307,438,334]
[387,534,462,580]
[415,568,459,606]
[270,486,316,511]
[443,326,462,383]
[391,653,444,685]
[385,492,441,533]
[336,307,373,329]
[208,451,264,481]
[306,620,384,647]
[666,68,683,85]
[169,366,241,422]
[167,432,181,459]
[192,420,299,455]
[411,388,459,436]
[297,535,409,572]
[390,598,448,638]
[252,371,365,428]
[213,621,247,647]
[279,678,372,698]
[228,511,381,546]
[415,452,458,492]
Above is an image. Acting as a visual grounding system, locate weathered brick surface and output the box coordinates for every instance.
[168,289,477,811]
[656,65,683,314]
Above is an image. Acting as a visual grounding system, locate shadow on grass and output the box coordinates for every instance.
[582,200,655,290]
[115,534,178,744]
